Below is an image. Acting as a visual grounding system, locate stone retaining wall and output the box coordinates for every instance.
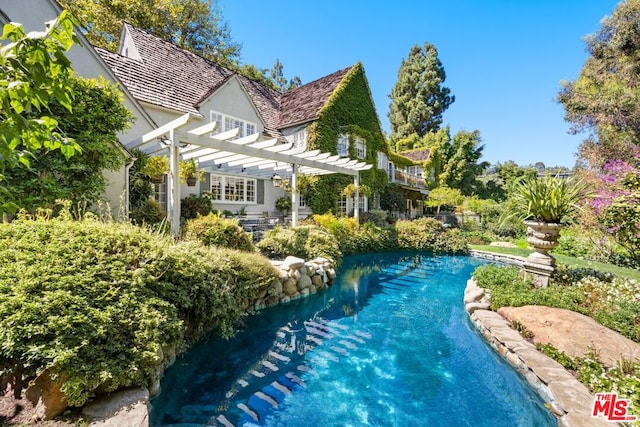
[84,255,337,426]
[249,256,336,311]
[464,278,615,427]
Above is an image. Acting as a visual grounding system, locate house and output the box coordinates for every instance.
[97,23,392,227]
[0,0,157,216]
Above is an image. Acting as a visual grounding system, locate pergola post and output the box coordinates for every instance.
[354,174,360,223]
[291,163,299,227]
[169,129,181,237]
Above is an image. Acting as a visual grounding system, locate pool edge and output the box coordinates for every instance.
[466,252,617,427]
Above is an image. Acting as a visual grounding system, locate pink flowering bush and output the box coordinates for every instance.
[592,153,640,267]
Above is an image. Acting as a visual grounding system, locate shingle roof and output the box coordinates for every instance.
[97,24,353,138]
[400,149,431,162]
[99,24,236,116]
[277,66,353,129]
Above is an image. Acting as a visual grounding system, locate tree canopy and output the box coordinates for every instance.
[0,12,81,213]
[388,42,454,140]
[558,0,640,168]
[5,77,132,215]
[58,0,242,67]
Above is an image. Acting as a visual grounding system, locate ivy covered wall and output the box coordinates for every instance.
[305,63,389,214]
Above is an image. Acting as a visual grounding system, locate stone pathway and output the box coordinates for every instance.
[498,305,640,368]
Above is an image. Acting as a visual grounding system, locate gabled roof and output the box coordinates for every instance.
[401,149,430,162]
[277,66,353,129]
[96,23,357,138]
[98,24,233,116]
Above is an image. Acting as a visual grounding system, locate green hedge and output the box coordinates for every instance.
[307,214,468,255]
[0,214,277,406]
[256,225,342,265]
[182,214,253,252]
[395,217,469,254]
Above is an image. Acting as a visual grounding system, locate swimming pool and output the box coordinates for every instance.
[150,253,556,426]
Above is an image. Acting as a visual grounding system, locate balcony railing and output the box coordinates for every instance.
[390,169,427,189]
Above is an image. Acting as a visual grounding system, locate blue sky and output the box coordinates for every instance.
[221,1,620,168]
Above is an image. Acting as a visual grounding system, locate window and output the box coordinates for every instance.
[209,174,256,203]
[337,196,348,216]
[355,137,366,159]
[153,175,167,212]
[210,110,257,140]
[337,134,349,157]
[299,196,306,208]
[292,130,306,150]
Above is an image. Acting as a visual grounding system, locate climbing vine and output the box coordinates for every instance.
[305,63,390,214]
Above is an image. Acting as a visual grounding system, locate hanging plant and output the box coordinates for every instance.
[179,158,205,186]
[341,183,371,198]
[142,156,170,183]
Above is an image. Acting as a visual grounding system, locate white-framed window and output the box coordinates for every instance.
[337,196,348,216]
[209,174,256,203]
[355,137,366,159]
[388,162,394,181]
[292,129,306,150]
[153,175,167,212]
[337,134,349,157]
[299,196,306,208]
[407,166,424,177]
[210,110,257,140]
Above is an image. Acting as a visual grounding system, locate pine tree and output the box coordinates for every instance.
[388,42,454,139]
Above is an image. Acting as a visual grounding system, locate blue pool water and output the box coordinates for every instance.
[150,253,556,426]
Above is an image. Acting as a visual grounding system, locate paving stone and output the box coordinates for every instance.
[559,409,617,427]
[464,288,485,304]
[547,380,594,414]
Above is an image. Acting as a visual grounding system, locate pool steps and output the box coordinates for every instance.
[199,314,375,426]
[169,257,432,426]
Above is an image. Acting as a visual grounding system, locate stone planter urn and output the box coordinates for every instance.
[524,220,562,288]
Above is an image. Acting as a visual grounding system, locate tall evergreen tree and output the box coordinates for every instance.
[388,42,454,139]
[558,0,640,168]
[439,130,488,195]
[58,0,241,67]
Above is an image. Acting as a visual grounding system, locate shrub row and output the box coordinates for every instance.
[301,214,469,256]
[0,213,277,406]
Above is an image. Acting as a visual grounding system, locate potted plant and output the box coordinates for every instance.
[179,158,204,186]
[506,175,588,286]
[143,156,170,184]
[275,196,291,219]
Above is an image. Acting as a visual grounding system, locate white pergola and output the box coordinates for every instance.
[126,113,373,235]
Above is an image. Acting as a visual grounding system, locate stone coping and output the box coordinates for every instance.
[464,277,617,427]
[470,248,527,267]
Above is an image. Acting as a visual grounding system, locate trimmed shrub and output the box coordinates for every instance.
[339,222,399,255]
[180,193,213,220]
[182,214,253,252]
[130,199,166,226]
[359,209,387,227]
[256,225,342,264]
[0,214,277,407]
[395,217,469,254]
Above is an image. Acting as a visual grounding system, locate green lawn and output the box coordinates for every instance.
[470,244,640,281]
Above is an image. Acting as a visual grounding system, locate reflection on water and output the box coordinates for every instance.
[150,253,556,427]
